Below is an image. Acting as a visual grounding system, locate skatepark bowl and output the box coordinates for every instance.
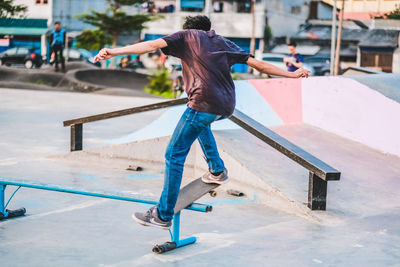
[0,64,152,96]
[0,73,399,266]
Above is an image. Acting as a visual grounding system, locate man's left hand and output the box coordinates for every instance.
[292,68,310,78]
[94,48,115,62]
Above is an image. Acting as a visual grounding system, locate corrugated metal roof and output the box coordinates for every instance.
[307,19,365,30]
[271,44,321,56]
[359,29,399,48]
[293,25,368,41]
[0,18,47,28]
[0,18,48,36]
[363,19,400,30]
[318,44,358,57]
[0,27,48,35]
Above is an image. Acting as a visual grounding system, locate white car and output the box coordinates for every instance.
[256,53,315,77]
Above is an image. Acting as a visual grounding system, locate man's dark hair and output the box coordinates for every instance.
[183,16,211,31]
[287,41,297,47]
[54,21,61,25]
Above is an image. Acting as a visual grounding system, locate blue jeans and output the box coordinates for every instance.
[157,107,226,221]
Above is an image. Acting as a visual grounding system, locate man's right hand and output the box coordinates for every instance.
[94,48,115,62]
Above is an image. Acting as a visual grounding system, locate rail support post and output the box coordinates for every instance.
[70,123,83,151]
[152,211,197,253]
[0,184,26,220]
[308,172,327,210]
[0,184,5,216]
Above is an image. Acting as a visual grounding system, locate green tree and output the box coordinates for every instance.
[374,8,400,20]
[76,0,161,66]
[0,0,27,19]
[263,17,273,51]
[76,29,112,51]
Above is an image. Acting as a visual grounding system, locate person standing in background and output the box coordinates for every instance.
[284,41,303,72]
[49,21,66,72]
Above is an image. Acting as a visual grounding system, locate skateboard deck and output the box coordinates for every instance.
[174,177,219,214]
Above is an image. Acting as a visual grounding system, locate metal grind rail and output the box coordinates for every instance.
[62,97,340,210]
[0,176,211,253]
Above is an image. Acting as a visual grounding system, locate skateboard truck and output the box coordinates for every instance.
[153,211,200,254]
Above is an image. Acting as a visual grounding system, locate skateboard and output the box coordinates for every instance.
[174,177,219,214]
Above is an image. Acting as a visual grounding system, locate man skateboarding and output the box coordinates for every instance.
[94,16,309,230]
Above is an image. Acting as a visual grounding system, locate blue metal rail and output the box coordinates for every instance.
[0,177,206,253]
[0,177,212,216]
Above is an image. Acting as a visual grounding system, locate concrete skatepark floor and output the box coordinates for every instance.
[0,88,399,266]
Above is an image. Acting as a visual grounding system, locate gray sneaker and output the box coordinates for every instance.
[201,169,228,184]
[132,206,171,230]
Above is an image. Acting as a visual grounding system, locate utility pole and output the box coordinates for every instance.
[330,0,337,75]
[249,0,256,73]
[250,0,256,56]
[334,0,345,75]
[206,0,212,18]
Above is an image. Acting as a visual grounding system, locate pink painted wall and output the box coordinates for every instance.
[249,78,303,124]
[302,77,400,157]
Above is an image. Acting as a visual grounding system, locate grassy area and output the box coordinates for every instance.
[144,68,175,99]
[30,79,55,87]
[143,87,175,98]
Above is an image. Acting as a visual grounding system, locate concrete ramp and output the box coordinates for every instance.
[58,121,400,223]
[108,74,400,158]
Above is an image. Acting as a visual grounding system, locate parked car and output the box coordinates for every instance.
[303,55,331,76]
[257,53,315,77]
[0,47,43,68]
[62,48,101,67]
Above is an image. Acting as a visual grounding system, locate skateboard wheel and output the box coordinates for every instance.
[209,190,217,197]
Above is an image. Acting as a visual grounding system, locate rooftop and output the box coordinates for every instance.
[359,29,400,48]
[293,24,368,42]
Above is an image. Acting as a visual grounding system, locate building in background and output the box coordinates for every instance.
[52,0,142,46]
[1,0,315,72]
[264,0,311,38]
[0,0,142,57]
[142,0,312,72]
[308,0,335,20]
[321,0,400,20]
[283,0,400,73]
[0,0,51,54]
[358,28,400,73]
[142,0,263,72]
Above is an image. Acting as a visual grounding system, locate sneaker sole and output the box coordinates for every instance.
[201,177,228,185]
[131,214,171,230]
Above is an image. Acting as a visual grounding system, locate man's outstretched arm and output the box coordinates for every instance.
[246,57,309,78]
[94,39,168,61]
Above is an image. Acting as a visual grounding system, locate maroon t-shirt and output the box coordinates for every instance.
[161,30,250,116]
